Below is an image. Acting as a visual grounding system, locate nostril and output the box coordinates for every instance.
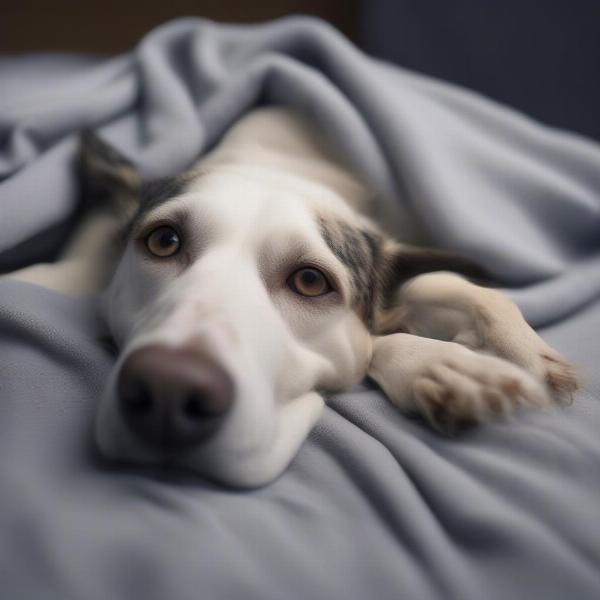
[121,384,153,416]
[182,390,229,421]
[119,381,158,448]
[183,394,206,420]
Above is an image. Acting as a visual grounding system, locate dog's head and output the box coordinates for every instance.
[86,111,480,487]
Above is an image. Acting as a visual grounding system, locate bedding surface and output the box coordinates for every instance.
[1,17,599,600]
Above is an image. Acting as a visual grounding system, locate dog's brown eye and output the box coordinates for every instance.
[145,226,181,258]
[288,267,331,297]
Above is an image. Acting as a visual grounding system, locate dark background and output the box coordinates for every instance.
[2,0,599,142]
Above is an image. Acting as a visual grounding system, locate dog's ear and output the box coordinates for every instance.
[78,130,141,217]
[371,238,489,335]
[317,214,487,333]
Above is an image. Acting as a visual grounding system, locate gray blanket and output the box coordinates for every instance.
[1,17,599,600]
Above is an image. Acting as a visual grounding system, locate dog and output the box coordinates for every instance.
[7,107,578,487]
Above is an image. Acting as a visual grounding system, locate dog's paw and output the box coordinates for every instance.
[412,351,551,433]
[539,347,579,405]
[478,308,580,406]
[493,335,580,406]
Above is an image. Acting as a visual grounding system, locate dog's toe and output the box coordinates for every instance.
[412,352,551,433]
[540,350,580,405]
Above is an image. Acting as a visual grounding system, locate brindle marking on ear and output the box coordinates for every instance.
[318,215,379,322]
[79,130,140,210]
[318,214,386,326]
[318,213,489,331]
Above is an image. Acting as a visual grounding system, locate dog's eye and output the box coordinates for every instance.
[288,267,331,297]
[145,226,181,258]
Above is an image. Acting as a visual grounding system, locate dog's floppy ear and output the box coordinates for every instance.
[316,214,487,333]
[79,130,141,218]
[371,238,489,335]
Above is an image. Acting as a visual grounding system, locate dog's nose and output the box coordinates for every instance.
[117,344,234,451]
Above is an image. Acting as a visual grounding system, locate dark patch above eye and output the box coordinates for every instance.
[140,176,191,211]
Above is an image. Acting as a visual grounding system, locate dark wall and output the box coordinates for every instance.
[3,0,599,142]
[360,0,600,142]
[0,0,358,53]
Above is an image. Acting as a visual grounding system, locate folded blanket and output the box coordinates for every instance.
[1,17,599,600]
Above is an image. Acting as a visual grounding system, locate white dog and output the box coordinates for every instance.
[8,108,578,487]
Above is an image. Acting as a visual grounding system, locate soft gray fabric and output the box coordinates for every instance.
[1,17,599,600]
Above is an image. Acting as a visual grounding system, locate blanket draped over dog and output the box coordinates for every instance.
[1,17,599,600]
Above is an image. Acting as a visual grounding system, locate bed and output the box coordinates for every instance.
[1,17,599,600]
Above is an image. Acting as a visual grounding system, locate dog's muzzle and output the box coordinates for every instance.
[116,343,234,452]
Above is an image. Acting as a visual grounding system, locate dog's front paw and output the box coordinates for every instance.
[477,302,580,406]
[412,352,551,433]
[493,336,580,406]
[537,347,579,405]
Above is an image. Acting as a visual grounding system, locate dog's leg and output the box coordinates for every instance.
[5,131,140,296]
[381,272,578,404]
[7,211,124,295]
[369,333,550,432]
